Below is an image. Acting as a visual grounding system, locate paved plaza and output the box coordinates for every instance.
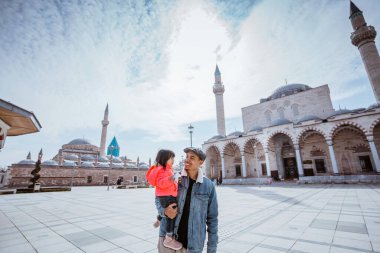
[1,184,380,253]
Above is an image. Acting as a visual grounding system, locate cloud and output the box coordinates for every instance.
[1,0,380,166]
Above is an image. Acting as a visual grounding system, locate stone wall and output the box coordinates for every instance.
[6,164,147,188]
[241,85,334,132]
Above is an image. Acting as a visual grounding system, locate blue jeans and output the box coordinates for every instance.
[157,195,177,235]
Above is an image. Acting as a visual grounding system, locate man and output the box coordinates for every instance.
[156,147,218,253]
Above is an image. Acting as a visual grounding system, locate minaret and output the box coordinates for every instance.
[213,65,226,136]
[350,1,380,102]
[99,104,109,157]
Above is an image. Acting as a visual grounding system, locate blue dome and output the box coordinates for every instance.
[67,138,92,145]
[268,118,292,127]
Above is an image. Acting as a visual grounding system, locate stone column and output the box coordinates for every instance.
[254,144,260,177]
[327,140,339,175]
[367,135,380,173]
[264,148,271,177]
[221,154,226,178]
[294,144,304,177]
[241,151,247,178]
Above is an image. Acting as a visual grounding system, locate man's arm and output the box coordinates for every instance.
[206,185,218,253]
[155,198,178,219]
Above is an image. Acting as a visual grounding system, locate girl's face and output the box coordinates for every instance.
[167,156,174,167]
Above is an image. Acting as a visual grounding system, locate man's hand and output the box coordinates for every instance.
[164,203,178,219]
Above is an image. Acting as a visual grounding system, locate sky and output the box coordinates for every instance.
[1,0,380,168]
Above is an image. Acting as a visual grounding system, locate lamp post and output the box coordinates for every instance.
[107,146,114,191]
[188,124,194,147]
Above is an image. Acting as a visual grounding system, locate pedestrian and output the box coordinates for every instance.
[146,149,182,251]
[156,147,218,253]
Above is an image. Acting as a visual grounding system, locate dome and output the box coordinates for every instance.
[63,160,76,167]
[111,157,122,163]
[367,103,380,110]
[328,109,352,117]
[138,163,149,169]
[268,118,292,127]
[67,138,92,145]
[81,154,95,161]
[207,135,225,142]
[81,161,95,168]
[64,154,78,161]
[351,108,365,113]
[112,163,124,168]
[18,159,35,165]
[227,131,244,137]
[126,162,137,168]
[42,160,59,166]
[97,162,110,168]
[98,156,109,162]
[249,126,263,132]
[296,115,321,123]
[266,84,311,101]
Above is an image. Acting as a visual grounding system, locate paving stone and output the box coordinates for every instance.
[0,185,380,253]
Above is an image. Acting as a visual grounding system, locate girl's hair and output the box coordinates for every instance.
[155,149,175,169]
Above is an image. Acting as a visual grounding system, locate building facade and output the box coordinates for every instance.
[202,2,380,184]
[4,105,149,188]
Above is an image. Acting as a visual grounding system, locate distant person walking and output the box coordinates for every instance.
[146,149,182,251]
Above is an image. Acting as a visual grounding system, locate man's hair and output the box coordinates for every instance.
[155,149,175,169]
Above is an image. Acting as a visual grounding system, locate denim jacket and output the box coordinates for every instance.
[156,168,218,253]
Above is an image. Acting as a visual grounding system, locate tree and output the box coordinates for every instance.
[29,149,43,190]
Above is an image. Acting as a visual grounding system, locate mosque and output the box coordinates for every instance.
[202,2,380,184]
[5,105,149,188]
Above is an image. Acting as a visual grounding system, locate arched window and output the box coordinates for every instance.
[265,110,272,123]
[277,107,285,119]
[291,104,299,116]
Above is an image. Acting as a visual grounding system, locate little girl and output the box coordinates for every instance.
[146,149,182,251]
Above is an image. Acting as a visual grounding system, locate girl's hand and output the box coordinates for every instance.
[173,172,181,183]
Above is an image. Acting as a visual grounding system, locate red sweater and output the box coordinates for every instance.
[146,165,178,197]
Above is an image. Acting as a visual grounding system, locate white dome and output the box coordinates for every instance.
[18,159,35,165]
[81,162,95,168]
[42,160,59,166]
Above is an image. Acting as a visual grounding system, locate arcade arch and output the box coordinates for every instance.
[331,124,373,174]
[223,142,242,178]
[205,146,222,180]
[243,139,265,177]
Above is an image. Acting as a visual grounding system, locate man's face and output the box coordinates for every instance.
[184,151,203,172]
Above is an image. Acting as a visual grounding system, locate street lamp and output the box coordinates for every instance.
[107,146,114,191]
[188,124,194,147]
